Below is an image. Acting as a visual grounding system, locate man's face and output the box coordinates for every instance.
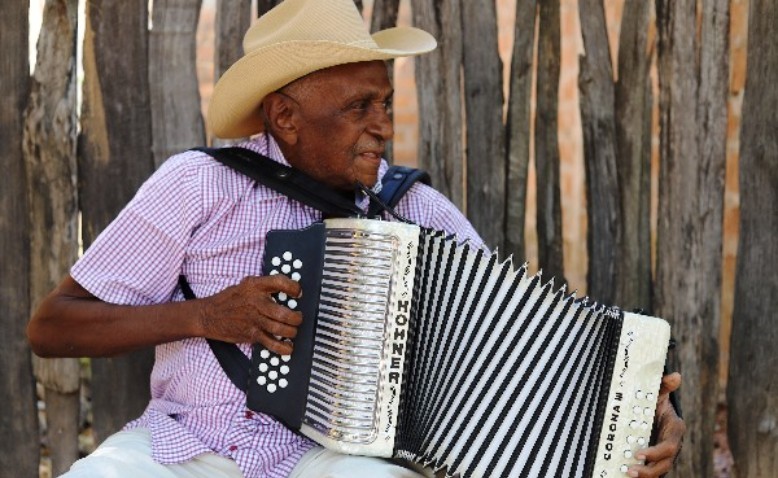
[273,61,394,190]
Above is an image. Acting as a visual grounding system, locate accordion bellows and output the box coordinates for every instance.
[250,218,670,478]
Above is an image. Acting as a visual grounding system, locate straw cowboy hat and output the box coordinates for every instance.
[207,0,437,139]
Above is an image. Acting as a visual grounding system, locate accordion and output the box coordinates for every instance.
[248,218,670,478]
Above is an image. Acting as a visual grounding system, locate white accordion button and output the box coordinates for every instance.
[281,264,291,274]
[257,376,267,386]
[269,270,279,276]
[641,421,650,430]
[635,390,644,400]
[278,292,288,302]
[627,435,636,444]
[287,299,298,309]
[270,357,280,366]
[267,383,277,393]
[259,363,269,373]
[293,259,302,269]
[629,420,639,429]
[646,392,655,401]
[633,406,642,415]
[269,371,278,380]
[644,407,654,417]
[637,437,646,446]
[280,365,290,375]
[620,465,629,473]
[283,251,292,261]
[271,257,281,266]
[281,355,291,362]
[291,272,301,281]
[279,379,288,388]
[260,349,270,359]
[624,450,633,458]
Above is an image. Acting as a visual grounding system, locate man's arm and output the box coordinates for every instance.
[629,372,685,478]
[27,274,303,358]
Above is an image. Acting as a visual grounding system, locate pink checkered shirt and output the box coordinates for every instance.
[71,134,484,478]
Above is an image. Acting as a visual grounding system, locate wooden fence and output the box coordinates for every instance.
[1,0,776,477]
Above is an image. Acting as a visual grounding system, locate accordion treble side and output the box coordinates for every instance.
[252,218,671,478]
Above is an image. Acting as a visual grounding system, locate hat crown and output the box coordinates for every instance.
[244,0,376,53]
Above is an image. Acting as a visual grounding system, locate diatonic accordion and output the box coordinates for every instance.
[249,218,670,478]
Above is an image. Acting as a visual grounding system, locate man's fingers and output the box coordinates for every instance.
[638,440,679,465]
[658,372,681,395]
[628,457,674,478]
[255,274,303,298]
[255,330,294,355]
[262,300,303,327]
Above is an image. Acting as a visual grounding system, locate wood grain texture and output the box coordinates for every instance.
[149,0,205,166]
[410,0,465,209]
[0,0,39,475]
[727,1,778,476]
[23,0,81,473]
[78,0,156,444]
[504,0,536,260]
[535,0,563,281]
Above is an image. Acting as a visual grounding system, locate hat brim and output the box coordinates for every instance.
[207,27,437,139]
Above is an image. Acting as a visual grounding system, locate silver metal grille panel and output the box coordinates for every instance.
[302,229,397,443]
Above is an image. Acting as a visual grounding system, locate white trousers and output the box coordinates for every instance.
[61,428,432,478]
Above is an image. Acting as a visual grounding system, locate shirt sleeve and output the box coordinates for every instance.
[71,153,206,306]
[395,182,489,252]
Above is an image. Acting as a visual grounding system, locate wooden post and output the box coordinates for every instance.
[504,0,537,261]
[728,0,778,476]
[410,0,465,209]
[0,0,39,475]
[655,0,729,476]
[23,0,81,474]
[578,0,620,303]
[79,0,156,444]
[614,1,653,311]
[462,0,505,248]
[534,0,563,281]
[213,0,251,146]
[149,0,205,167]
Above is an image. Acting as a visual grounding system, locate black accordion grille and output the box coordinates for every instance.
[394,229,624,478]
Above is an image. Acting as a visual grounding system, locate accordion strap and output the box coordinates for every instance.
[193,146,363,218]
[178,275,250,392]
[368,165,431,217]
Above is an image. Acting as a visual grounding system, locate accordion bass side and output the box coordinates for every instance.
[250,218,671,478]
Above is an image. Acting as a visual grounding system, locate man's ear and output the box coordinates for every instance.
[262,93,298,146]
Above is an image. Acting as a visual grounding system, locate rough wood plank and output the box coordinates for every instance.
[534,0,563,281]
[655,1,729,476]
[0,1,39,475]
[79,0,156,443]
[614,0,652,311]
[578,0,621,302]
[690,1,730,477]
[410,0,465,209]
[23,0,81,473]
[213,0,251,147]
[149,0,205,166]
[728,1,778,476]
[462,0,505,248]
[504,0,536,260]
[215,0,250,80]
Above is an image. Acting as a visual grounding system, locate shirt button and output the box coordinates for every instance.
[229,445,238,452]
[245,411,254,419]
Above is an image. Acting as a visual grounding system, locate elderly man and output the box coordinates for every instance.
[27,0,684,477]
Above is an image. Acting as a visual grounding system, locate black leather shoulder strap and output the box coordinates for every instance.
[178,275,250,392]
[194,147,362,218]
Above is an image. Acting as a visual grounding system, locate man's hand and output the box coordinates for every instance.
[199,275,303,355]
[627,372,685,477]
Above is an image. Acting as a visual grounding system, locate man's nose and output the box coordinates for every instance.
[368,107,394,142]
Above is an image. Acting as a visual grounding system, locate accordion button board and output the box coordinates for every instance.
[255,218,671,477]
